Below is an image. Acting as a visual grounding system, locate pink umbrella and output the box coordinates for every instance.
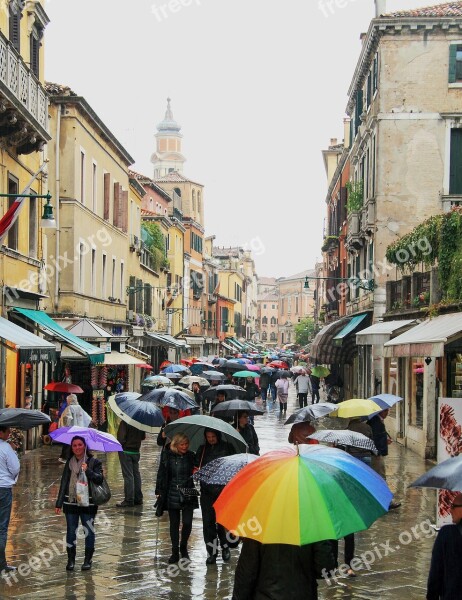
[246,364,261,372]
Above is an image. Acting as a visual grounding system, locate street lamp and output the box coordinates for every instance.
[0,192,56,229]
[304,275,375,292]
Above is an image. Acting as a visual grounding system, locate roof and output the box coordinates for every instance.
[66,318,114,339]
[277,269,316,282]
[258,277,277,285]
[46,82,135,166]
[258,293,279,302]
[385,2,462,18]
[154,171,203,187]
[129,170,172,202]
[212,246,242,258]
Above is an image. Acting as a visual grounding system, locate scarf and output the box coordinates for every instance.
[68,455,86,503]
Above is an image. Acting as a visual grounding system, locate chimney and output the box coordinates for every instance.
[374,0,386,17]
[330,138,338,146]
[343,118,351,150]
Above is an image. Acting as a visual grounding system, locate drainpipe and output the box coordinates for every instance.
[54,104,62,311]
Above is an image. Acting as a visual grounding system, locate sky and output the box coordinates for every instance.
[44,0,442,278]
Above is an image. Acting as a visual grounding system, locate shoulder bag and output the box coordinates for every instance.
[88,459,111,506]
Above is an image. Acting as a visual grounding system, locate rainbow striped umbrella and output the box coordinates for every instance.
[214,445,392,545]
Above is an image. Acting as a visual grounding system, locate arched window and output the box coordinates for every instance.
[262,332,267,341]
[192,189,196,212]
[270,333,277,341]
[270,317,277,326]
[262,316,268,325]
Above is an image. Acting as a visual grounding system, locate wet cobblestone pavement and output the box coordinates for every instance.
[1,385,437,599]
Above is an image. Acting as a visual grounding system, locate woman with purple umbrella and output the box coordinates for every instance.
[55,436,103,572]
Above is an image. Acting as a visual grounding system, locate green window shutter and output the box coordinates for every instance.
[450,129,462,194]
[449,44,457,83]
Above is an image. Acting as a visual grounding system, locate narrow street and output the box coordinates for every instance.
[2,384,436,599]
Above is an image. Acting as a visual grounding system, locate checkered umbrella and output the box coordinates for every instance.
[307,430,378,455]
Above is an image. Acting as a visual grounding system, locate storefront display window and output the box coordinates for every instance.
[386,358,398,418]
[449,353,462,398]
[410,357,424,428]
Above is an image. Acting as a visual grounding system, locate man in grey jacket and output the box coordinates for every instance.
[116,420,146,507]
[294,372,312,408]
[0,426,20,574]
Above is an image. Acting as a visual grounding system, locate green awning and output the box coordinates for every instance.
[228,337,245,350]
[333,314,369,346]
[13,308,105,365]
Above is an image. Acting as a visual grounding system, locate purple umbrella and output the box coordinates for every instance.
[50,426,122,452]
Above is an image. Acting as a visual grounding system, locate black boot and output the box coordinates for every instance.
[180,544,189,559]
[168,548,180,564]
[81,548,94,571]
[66,547,76,571]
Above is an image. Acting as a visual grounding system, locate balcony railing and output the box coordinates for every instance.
[0,31,49,153]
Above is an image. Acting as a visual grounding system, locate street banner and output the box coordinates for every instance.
[437,397,462,527]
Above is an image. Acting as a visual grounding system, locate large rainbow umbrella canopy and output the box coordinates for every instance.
[214,445,392,545]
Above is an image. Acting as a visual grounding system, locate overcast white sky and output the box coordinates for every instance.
[45,0,441,278]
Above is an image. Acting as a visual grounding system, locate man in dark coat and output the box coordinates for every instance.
[195,428,235,565]
[427,492,462,600]
[232,538,335,600]
[116,421,145,507]
[368,409,400,509]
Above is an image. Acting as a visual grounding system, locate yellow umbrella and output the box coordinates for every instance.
[331,399,382,419]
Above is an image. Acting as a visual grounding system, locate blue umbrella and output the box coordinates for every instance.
[138,387,198,411]
[161,364,191,374]
[190,362,217,375]
[107,392,165,433]
[369,394,403,410]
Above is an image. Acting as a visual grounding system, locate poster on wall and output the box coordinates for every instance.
[437,397,462,527]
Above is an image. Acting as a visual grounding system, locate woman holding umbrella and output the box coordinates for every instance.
[55,436,103,571]
[155,433,198,564]
[234,411,259,455]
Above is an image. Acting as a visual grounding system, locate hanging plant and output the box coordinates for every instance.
[346,180,364,213]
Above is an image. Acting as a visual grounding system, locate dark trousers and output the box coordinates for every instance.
[200,492,228,555]
[168,507,194,549]
[269,384,277,401]
[311,388,320,404]
[0,488,12,568]
[298,393,308,408]
[331,534,355,568]
[118,452,143,504]
[65,512,95,550]
[260,387,268,401]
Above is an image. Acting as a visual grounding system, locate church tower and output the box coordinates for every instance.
[151,98,186,178]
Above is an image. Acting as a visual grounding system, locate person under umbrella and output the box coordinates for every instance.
[288,421,317,445]
[157,407,181,448]
[55,435,103,572]
[195,428,236,565]
[244,376,259,403]
[275,373,290,415]
[155,433,198,564]
[191,382,205,414]
[116,421,145,508]
[0,426,20,574]
[58,395,92,464]
[234,411,259,455]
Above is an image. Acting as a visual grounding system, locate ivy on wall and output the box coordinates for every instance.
[385,207,462,300]
[346,180,364,213]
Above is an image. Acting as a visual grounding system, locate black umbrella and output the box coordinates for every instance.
[275,370,292,378]
[221,360,247,371]
[211,400,264,418]
[193,453,259,485]
[307,430,378,454]
[202,371,226,381]
[138,387,198,411]
[284,403,338,425]
[260,367,275,375]
[203,385,246,402]
[0,408,51,430]
[410,455,462,491]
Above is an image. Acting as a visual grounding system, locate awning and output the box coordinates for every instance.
[333,314,369,346]
[310,318,349,364]
[356,320,417,346]
[145,332,187,349]
[185,336,205,346]
[13,308,105,365]
[0,317,56,363]
[221,340,235,352]
[66,318,114,340]
[384,313,462,358]
[227,337,244,351]
[97,351,145,366]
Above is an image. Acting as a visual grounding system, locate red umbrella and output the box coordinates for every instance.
[268,361,289,370]
[159,360,171,369]
[135,364,153,370]
[44,382,84,394]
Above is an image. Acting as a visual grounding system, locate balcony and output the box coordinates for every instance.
[360,197,376,236]
[441,194,462,212]
[346,211,363,251]
[0,31,50,153]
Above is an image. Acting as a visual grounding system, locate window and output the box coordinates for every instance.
[450,128,462,194]
[270,317,277,326]
[295,296,299,314]
[102,254,107,299]
[272,304,275,309]
[9,2,21,52]
[92,162,97,212]
[449,44,462,83]
[120,261,124,301]
[103,173,110,220]
[263,304,266,309]
[79,243,85,293]
[136,278,143,313]
[262,332,267,341]
[111,258,116,297]
[29,193,37,258]
[192,189,196,212]
[144,283,152,316]
[270,333,277,341]
[373,53,378,92]
[80,151,85,204]
[409,357,424,429]
[30,27,41,77]
[197,191,201,215]
[262,316,268,325]
[91,248,96,295]
[191,232,203,253]
[128,275,135,311]
[7,175,19,251]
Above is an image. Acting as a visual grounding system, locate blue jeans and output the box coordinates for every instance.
[261,387,268,401]
[269,384,277,401]
[65,512,95,549]
[0,488,12,564]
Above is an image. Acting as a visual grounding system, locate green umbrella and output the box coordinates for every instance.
[311,366,330,378]
[233,370,258,378]
[164,415,248,453]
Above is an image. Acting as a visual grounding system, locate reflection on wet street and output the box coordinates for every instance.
[2,385,436,599]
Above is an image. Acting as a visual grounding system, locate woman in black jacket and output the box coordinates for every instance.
[195,428,236,565]
[155,433,198,564]
[55,436,103,572]
[234,411,259,455]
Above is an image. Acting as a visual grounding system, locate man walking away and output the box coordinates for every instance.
[368,409,400,509]
[427,492,462,600]
[259,370,271,402]
[310,373,320,404]
[116,421,145,507]
[294,371,312,408]
[0,426,20,574]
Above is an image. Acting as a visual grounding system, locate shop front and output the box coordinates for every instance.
[145,332,188,371]
[383,312,462,459]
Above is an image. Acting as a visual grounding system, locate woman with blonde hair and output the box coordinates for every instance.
[155,433,198,564]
